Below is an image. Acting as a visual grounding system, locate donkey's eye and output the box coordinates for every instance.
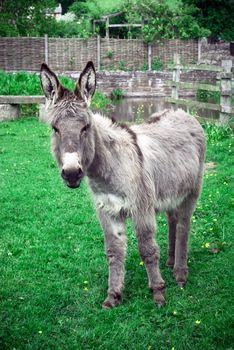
[81,124,90,135]
[52,126,59,134]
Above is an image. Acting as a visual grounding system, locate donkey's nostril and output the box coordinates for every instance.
[77,168,83,177]
[61,168,67,180]
[61,168,84,185]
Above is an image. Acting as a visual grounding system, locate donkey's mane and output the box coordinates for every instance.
[113,122,143,163]
[92,112,143,163]
[147,109,170,124]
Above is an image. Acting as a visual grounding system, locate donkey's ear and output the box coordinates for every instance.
[75,61,96,106]
[40,63,64,103]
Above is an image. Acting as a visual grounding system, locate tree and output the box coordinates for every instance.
[59,0,76,14]
[0,0,57,36]
[122,0,210,42]
[182,0,234,41]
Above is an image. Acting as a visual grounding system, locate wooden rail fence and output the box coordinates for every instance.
[166,54,234,124]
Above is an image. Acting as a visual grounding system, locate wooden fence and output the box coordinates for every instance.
[0,36,198,72]
[166,54,234,123]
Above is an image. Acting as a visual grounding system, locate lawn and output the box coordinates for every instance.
[0,116,233,350]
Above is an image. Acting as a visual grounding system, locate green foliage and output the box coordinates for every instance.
[91,90,111,110]
[182,0,234,41]
[0,71,40,95]
[118,60,126,70]
[0,0,233,41]
[51,19,92,38]
[110,88,124,100]
[0,71,77,96]
[140,62,149,71]
[0,0,58,37]
[60,0,76,14]
[0,71,110,111]
[123,0,210,42]
[0,117,233,349]
[70,0,124,20]
[151,57,164,71]
[70,0,102,20]
[197,89,221,104]
[106,48,113,59]
[202,121,233,143]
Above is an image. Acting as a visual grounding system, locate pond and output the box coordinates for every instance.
[108,97,219,122]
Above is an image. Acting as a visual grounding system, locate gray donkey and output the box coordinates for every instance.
[40,61,205,308]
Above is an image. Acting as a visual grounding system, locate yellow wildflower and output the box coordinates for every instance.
[204,243,210,248]
[195,320,201,325]
[139,261,144,266]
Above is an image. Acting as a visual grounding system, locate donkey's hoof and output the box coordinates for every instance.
[153,292,165,307]
[174,267,188,287]
[157,302,164,309]
[102,292,122,309]
[177,281,186,288]
[152,284,165,307]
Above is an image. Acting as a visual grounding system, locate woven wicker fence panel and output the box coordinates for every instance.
[100,39,148,70]
[48,38,97,71]
[0,37,199,72]
[151,39,198,67]
[0,37,44,71]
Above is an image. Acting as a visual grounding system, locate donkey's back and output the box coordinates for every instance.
[131,109,205,212]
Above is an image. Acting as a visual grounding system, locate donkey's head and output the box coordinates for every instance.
[40,62,96,188]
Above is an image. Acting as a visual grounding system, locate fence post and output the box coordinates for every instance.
[105,17,109,39]
[97,35,101,71]
[220,60,232,124]
[44,34,48,64]
[171,53,180,100]
[198,38,202,63]
[148,43,152,71]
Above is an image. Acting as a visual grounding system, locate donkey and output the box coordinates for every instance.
[40,61,205,309]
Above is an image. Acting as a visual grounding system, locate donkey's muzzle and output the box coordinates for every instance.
[61,168,84,188]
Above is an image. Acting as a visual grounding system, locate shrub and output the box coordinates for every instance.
[0,71,110,112]
[197,89,220,104]
[151,57,163,71]
[110,88,124,100]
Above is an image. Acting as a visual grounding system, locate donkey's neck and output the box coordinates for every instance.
[87,113,130,177]
[87,113,141,194]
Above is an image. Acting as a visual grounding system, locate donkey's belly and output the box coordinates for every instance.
[155,195,185,212]
[92,192,132,217]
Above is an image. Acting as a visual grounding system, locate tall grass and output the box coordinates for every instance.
[0,71,110,112]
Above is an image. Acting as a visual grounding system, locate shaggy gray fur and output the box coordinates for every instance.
[40,61,206,308]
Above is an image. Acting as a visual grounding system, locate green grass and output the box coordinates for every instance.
[0,71,76,95]
[0,117,233,350]
[0,71,110,112]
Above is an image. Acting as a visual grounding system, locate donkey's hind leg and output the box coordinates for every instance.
[166,210,178,268]
[134,211,165,307]
[174,193,198,287]
[98,209,126,309]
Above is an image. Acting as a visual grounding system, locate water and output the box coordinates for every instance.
[108,97,219,122]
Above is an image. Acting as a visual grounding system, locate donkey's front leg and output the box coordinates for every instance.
[98,209,126,309]
[134,213,165,306]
